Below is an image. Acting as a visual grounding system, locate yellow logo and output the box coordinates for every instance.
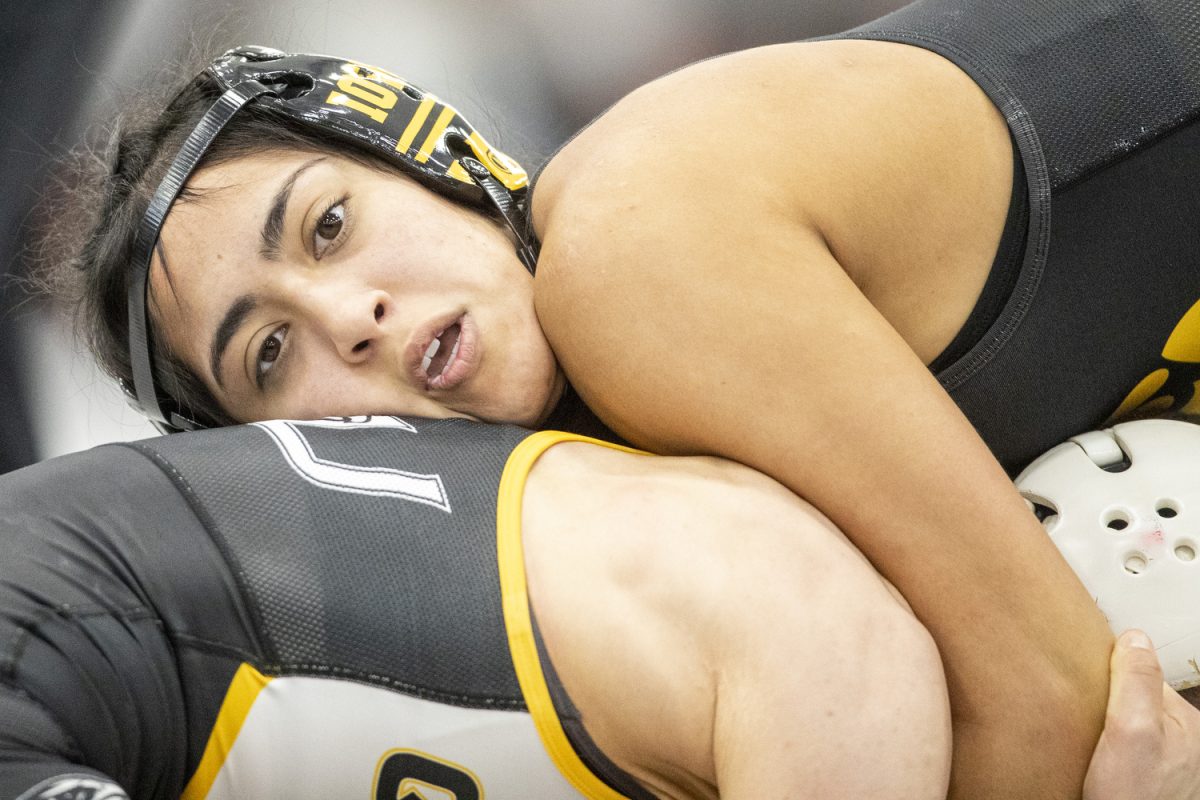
[1109,298,1200,421]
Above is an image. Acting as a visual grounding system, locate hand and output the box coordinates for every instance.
[1083,629,1200,800]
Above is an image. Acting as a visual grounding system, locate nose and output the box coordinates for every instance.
[306,287,393,363]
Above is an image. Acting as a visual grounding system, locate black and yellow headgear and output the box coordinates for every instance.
[126,46,537,433]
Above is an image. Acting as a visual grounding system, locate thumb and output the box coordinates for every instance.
[1106,629,1165,735]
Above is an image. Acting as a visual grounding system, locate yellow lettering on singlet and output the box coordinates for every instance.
[1108,299,1200,422]
[1162,299,1200,363]
[1107,368,1171,423]
[371,749,484,800]
[1181,379,1200,415]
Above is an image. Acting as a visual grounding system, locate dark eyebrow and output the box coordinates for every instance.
[258,156,327,261]
[210,294,259,390]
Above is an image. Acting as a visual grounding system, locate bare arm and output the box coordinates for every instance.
[521,440,951,799]
[533,41,1113,798]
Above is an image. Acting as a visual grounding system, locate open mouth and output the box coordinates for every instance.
[421,322,462,380]
[410,311,478,392]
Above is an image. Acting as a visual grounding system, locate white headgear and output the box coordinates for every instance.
[1015,418,1200,690]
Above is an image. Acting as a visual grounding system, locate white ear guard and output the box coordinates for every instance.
[1016,418,1200,690]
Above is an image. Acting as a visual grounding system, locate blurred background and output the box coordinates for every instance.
[0,0,907,472]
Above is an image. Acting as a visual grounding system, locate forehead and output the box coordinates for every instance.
[149,151,313,339]
[155,149,332,277]
[178,149,317,212]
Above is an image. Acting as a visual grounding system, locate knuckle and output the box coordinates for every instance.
[1121,656,1164,680]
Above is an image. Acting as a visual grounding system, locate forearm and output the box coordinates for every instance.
[537,143,1113,795]
[727,359,1111,798]
[813,371,1112,798]
[549,266,1112,798]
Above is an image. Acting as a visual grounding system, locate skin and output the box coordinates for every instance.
[1083,631,1200,800]
[521,440,951,799]
[147,38,1200,797]
[531,40,1113,799]
[150,151,564,427]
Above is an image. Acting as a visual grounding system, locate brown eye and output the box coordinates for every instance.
[317,208,342,239]
[313,201,346,258]
[256,327,287,384]
[261,335,281,362]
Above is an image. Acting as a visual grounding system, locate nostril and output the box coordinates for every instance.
[374,303,384,321]
[352,340,369,354]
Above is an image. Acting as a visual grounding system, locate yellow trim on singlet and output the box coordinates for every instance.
[181,663,272,800]
[497,430,646,800]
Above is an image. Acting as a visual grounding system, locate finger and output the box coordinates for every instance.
[1106,630,1165,733]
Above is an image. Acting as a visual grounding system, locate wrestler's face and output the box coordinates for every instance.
[150,149,563,426]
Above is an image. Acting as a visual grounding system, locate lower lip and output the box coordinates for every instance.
[427,313,479,391]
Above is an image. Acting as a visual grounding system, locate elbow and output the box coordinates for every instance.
[1019,661,1109,755]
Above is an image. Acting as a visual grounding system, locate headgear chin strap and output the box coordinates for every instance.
[125,45,538,433]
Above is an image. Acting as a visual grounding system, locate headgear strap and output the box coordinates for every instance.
[126,79,274,432]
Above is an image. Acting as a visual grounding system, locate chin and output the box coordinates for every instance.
[458,357,563,428]
[474,389,553,428]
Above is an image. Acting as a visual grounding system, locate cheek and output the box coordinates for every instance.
[273,356,459,420]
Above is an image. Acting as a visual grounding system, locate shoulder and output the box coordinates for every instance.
[519,439,951,797]
[533,38,1005,247]
[535,36,1012,383]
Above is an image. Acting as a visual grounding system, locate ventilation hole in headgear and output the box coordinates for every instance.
[1034,504,1059,528]
[1104,509,1132,531]
[1021,495,1059,532]
[402,84,423,101]
[1123,553,1148,574]
[271,72,316,100]
[1176,544,1196,562]
[1157,499,1180,518]
[443,132,471,159]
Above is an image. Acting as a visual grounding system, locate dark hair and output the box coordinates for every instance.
[47,58,407,428]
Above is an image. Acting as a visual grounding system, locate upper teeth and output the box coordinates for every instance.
[421,338,441,373]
